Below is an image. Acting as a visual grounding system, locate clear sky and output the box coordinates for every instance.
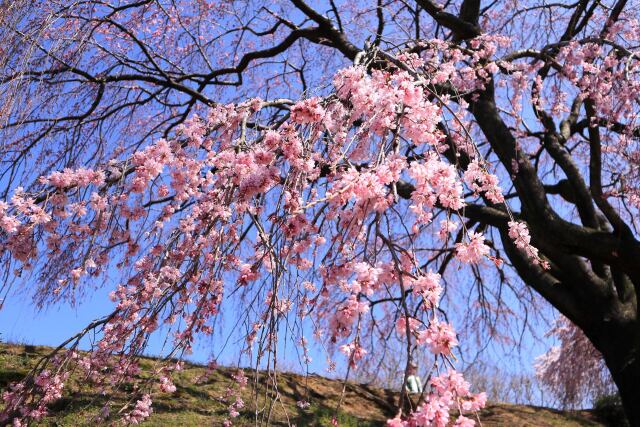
[0,280,340,378]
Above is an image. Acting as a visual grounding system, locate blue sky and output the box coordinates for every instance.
[0,279,340,378]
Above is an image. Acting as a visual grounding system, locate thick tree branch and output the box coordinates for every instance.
[414,0,482,40]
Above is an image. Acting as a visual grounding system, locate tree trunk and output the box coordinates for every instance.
[593,320,640,427]
[605,348,640,426]
[615,367,640,426]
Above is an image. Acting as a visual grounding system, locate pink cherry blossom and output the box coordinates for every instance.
[418,320,459,355]
[455,232,490,264]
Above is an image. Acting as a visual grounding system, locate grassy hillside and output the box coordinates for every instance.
[0,343,607,426]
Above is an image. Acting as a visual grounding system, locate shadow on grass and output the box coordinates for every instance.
[0,370,25,388]
[294,404,385,427]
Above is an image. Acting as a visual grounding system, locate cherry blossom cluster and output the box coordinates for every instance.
[0,42,536,425]
[387,370,486,427]
[222,370,248,425]
[500,22,640,225]
[507,221,549,268]
[123,394,153,425]
[396,316,459,356]
[1,370,67,425]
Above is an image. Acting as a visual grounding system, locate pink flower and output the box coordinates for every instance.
[339,342,367,368]
[43,168,104,189]
[463,160,504,204]
[0,214,20,233]
[430,370,470,396]
[124,394,153,424]
[159,375,176,393]
[352,262,383,295]
[418,320,458,355]
[386,416,406,427]
[438,219,459,240]
[410,271,442,308]
[70,268,84,284]
[409,153,465,227]
[455,232,490,263]
[329,295,369,339]
[89,193,107,211]
[396,316,421,336]
[28,207,51,225]
[508,221,546,267]
[461,392,487,412]
[33,370,65,404]
[290,97,325,124]
[455,415,476,426]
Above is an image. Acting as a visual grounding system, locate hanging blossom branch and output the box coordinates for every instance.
[2,40,549,426]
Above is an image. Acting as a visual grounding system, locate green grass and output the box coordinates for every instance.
[0,343,608,426]
[0,343,390,426]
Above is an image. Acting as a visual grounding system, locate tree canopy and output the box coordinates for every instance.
[1,0,639,425]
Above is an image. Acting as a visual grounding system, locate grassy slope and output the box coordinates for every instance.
[0,343,605,426]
